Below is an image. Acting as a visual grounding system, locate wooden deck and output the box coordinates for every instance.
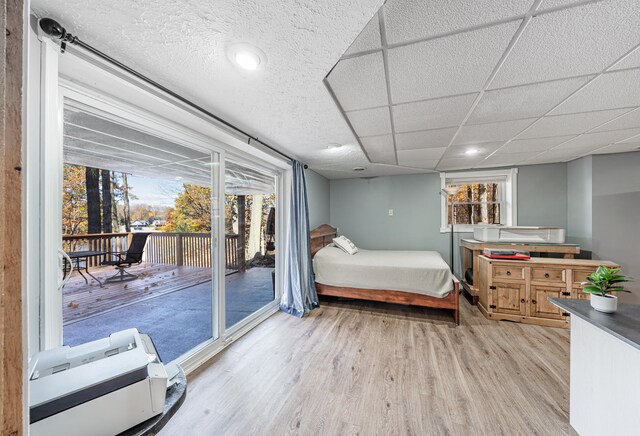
[63,263,211,324]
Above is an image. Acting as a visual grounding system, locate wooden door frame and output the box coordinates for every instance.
[1,0,25,434]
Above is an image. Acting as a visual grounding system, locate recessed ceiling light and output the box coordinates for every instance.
[235,50,260,70]
[465,149,479,155]
[228,43,267,71]
[353,167,365,172]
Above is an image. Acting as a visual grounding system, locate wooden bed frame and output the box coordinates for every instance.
[311,224,460,324]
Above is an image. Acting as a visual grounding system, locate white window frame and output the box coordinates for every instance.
[27,30,290,374]
[440,168,518,233]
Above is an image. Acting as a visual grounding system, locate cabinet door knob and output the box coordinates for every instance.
[544,273,550,278]
[532,299,537,304]
[506,271,511,276]
[521,298,525,303]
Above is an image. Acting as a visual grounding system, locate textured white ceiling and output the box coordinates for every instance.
[34,0,640,179]
[326,0,640,173]
[32,0,387,179]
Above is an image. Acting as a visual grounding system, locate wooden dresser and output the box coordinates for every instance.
[477,256,619,328]
[460,238,581,304]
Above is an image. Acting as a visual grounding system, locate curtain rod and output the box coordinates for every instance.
[38,17,301,166]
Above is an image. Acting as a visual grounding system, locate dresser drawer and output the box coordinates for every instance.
[575,288,591,300]
[573,269,594,286]
[493,265,525,281]
[531,268,565,283]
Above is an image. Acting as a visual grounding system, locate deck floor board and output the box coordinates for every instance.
[63,263,212,324]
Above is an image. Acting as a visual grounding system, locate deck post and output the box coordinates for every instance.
[237,195,246,271]
[176,233,184,266]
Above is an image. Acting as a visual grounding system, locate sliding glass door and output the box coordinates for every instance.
[35,48,286,367]
[224,159,279,330]
[58,96,220,362]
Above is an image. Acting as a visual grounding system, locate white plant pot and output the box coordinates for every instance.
[590,294,618,313]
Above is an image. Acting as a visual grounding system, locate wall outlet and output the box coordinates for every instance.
[388,209,394,216]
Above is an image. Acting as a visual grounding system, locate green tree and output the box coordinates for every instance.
[164,184,211,232]
[62,164,88,235]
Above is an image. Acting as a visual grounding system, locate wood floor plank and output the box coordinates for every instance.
[160,298,570,435]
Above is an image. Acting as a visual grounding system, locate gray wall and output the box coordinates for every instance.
[305,169,330,229]
[329,163,568,276]
[591,152,640,303]
[517,163,567,228]
[567,156,593,250]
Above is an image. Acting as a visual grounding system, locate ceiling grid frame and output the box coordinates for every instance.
[433,0,546,169]
[377,11,400,165]
[325,0,640,174]
[485,40,640,165]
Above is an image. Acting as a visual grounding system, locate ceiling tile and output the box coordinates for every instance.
[387,21,520,103]
[500,135,576,152]
[326,52,388,111]
[400,159,440,169]
[395,127,458,150]
[556,128,640,150]
[592,143,640,155]
[346,107,392,137]
[360,134,395,154]
[392,93,478,133]
[383,0,532,45]
[397,147,446,162]
[443,141,504,158]
[611,46,640,71]
[475,151,540,168]
[551,69,640,114]
[620,133,640,144]
[437,157,484,171]
[491,0,640,88]
[524,148,582,163]
[453,118,535,145]
[592,108,640,132]
[343,14,382,56]
[468,76,592,124]
[368,151,397,164]
[538,0,602,11]
[517,109,631,139]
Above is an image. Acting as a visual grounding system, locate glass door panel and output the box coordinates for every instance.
[224,159,278,329]
[61,99,218,362]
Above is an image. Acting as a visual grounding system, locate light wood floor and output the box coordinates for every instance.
[160,297,571,435]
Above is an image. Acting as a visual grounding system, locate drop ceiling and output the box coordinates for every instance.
[326,0,640,175]
[33,0,640,179]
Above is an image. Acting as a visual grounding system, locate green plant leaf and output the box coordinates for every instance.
[582,286,605,294]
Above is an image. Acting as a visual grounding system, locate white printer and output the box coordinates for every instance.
[29,329,168,436]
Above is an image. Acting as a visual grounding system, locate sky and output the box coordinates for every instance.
[127,175,184,207]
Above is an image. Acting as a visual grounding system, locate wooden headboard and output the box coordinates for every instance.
[310,224,337,257]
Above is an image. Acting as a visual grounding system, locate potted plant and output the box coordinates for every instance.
[581,266,630,313]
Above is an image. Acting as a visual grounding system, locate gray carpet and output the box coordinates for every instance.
[63,267,275,362]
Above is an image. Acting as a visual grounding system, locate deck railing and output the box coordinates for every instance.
[62,232,241,272]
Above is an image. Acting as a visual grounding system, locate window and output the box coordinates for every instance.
[440,169,517,232]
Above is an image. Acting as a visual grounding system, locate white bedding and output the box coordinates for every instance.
[313,246,454,298]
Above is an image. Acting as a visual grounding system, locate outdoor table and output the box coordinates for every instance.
[63,250,107,286]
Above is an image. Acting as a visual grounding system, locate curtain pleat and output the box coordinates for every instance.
[280,160,319,317]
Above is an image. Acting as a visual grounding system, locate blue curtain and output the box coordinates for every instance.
[280,160,319,317]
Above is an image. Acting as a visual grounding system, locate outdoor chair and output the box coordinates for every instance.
[101,232,150,283]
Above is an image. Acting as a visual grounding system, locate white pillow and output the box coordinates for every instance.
[332,236,359,255]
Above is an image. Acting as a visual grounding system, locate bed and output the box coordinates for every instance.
[310,224,459,324]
